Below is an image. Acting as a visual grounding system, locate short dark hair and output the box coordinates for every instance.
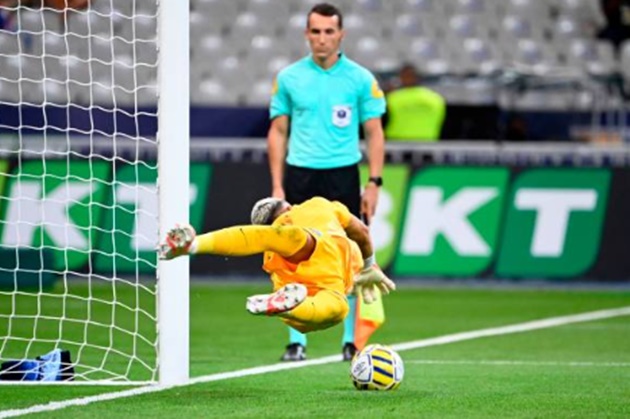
[308,3,343,29]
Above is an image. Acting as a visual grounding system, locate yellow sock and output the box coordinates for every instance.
[194,225,308,257]
[281,290,349,333]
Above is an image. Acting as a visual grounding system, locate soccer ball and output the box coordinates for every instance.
[350,344,404,391]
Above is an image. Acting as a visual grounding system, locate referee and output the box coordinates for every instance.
[266,3,386,362]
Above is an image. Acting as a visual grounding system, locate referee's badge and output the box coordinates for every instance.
[371,80,384,99]
[332,105,352,127]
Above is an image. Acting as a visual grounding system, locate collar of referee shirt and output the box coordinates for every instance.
[308,51,346,74]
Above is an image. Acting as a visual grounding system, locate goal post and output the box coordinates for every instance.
[0,0,190,385]
[157,0,190,386]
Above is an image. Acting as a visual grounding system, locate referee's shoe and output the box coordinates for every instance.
[342,342,357,361]
[280,343,306,362]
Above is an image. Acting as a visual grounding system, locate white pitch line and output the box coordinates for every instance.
[406,360,630,367]
[1,305,629,418]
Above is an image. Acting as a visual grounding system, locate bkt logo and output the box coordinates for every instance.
[0,161,211,273]
[394,167,610,278]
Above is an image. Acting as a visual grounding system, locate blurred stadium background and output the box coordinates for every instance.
[0,0,629,139]
[0,0,630,416]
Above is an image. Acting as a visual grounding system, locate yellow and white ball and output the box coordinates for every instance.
[350,344,404,390]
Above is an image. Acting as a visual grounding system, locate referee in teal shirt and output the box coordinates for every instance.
[266,3,386,362]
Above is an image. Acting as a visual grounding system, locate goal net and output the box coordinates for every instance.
[0,0,189,384]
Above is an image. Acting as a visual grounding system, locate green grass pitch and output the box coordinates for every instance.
[1,282,629,418]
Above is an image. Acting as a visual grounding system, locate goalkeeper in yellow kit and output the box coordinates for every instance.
[158,196,395,333]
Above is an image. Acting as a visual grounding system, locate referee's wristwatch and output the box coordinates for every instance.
[367,176,383,187]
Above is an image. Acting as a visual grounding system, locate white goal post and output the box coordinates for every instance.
[158,0,190,386]
[0,0,189,385]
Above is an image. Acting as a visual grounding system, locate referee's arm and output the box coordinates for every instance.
[361,117,385,224]
[267,115,290,199]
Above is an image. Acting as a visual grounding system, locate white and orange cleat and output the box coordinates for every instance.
[246,283,307,316]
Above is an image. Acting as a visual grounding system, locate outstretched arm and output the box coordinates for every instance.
[344,215,396,303]
[344,215,374,260]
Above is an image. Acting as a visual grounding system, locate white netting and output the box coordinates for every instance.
[0,0,159,384]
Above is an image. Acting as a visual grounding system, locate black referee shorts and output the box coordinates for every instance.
[284,163,361,217]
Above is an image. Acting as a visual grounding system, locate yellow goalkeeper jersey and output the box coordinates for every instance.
[262,197,363,295]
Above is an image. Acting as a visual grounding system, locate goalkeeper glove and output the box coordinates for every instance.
[158,224,197,260]
[354,256,396,304]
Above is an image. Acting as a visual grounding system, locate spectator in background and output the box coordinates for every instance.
[0,0,20,30]
[597,0,630,52]
[384,64,446,142]
[267,3,386,362]
[0,0,89,31]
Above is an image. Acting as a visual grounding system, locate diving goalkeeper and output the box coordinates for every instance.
[158,196,395,333]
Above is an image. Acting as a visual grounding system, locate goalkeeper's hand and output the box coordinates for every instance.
[354,265,396,304]
[158,224,196,260]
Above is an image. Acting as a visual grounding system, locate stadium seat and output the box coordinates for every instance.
[497,14,546,49]
[554,0,605,26]
[342,13,384,41]
[245,79,273,106]
[245,35,284,63]
[447,14,494,40]
[18,55,45,82]
[265,55,294,78]
[391,14,439,39]
[126,15,157,41]
[85,36,135,65]
[505,39,560,72]
[0,78,20,103]
[552,15,594,43]
[136,84,158,107]
[352,0,396,19]
[1,55,21,83]
[227,12,278,49]
[135,0,158,16]
[0,31,20,56]
[190,10,224,38]
[210,55,257,91]
[58,54,92,86]
[346,36,399,69]
[192,77,239,105]
[194,0,241,23]
[89,80,115,106]
[460,37,503,74]
[277,30,309,57]
[406,37,444,61]
[399,0,442,14]
[564,39,618,76]
[499,0,551,20]
[41,57,65,82]
[42,80,71,105]
[17,9,62,34]
[405,37,452,75]
[245,0,291,23]
[447,0,500,18]
[65,10,112,38]
[92,0,134,17]
[29,32,65,58]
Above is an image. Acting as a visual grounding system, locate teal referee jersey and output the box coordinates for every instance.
[270,53,386,169]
